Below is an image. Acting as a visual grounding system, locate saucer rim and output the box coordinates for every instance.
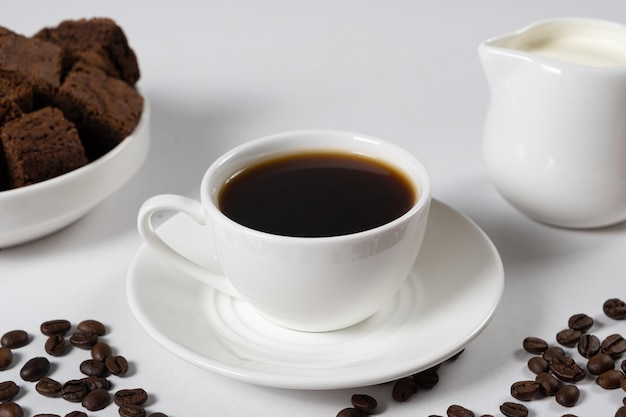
[126,199,504,389]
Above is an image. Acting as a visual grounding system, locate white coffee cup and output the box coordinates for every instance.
[137,130,431,332]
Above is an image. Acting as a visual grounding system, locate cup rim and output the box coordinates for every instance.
[200,129,431,242]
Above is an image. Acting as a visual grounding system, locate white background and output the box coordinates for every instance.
[2,1,626,416]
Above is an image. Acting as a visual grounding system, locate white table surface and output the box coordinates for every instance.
[3,1,626,416]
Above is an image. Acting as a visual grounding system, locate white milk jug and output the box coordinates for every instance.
[479,18,626,228]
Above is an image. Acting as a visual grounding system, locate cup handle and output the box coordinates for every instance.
[137,194,241,299]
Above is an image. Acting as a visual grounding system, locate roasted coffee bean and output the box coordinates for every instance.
[118,404,146,417]
[114,388,148,406]
[543,346,566,362]
[61,379,88,402]
[446,404,475,417]
[20,356,50,381]
[91,342,112,361]
[350,393,377,414]
[336,408,361,417]
[0,380,19,401]
[556,329,582,347]
[535,372,562,396]
[65,411,87,417]
[596,369,625,389]
[0,347,13,370]
[601,333,626,358]
[550,355,586,383]
[603,298,626,320]
[568,313,594,332]
[0,402,23,417]
[555,384,580,407]
[392,376,417,402]
[510,380,539,401]
[1,330,29,349]
[77,320,106,336]
[577,334,601,358]
[522,337,548,354]
[80,359,108,377]
[69,332,98,349]
[45,334,66,356]
[147,414,168,417]
[622,378,626,391]
[33,414,60,417]
[499,402,528,417]
[106,355,129,376]
[35,376,62,397]
[617,406,626,417]
[588,352,615,375]
[81,376,111,391]
[528,356,549,374]
[414,368,440,388]
[40,320,71,336]
[82,388,110,411]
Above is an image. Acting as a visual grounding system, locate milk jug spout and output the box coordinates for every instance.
[479,18,626,228]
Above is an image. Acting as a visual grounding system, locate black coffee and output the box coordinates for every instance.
[218,151,416,237]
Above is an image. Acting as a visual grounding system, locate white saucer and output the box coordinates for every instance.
[126,199,504,390]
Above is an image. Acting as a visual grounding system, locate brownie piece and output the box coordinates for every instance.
[34,18,140,85]
[0,107,88,188]
[0,26,63,106]
[0,72,33,124]
[53,63,143,160]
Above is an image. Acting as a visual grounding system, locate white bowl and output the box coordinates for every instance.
[0,101,150,248]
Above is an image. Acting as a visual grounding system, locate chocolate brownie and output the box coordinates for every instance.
[0,72,33,124]
[53,63,143,160]
[35,18,140,85]
[0,26,63,106]
[0,107,88,188]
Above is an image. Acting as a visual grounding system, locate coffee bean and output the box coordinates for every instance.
[510,380,539,401]
[336,408,361,417]
[1,330,29,349]
[568,313,594,332]
[617,406,626,417]
[350,393,377,414]
[522,337,548,354]
[91,342,112,361]
[65,412,87,417]
[595,369,625,389]
[601,334,626,358]
[81,376,111,391]
[20,356,50,381]
[603,298,626,320]
[0,402,23,417]
[114,388,148,406]
[33,414,60,417]
[528,356,549,374]
[499,402,528,417]
[446,404,475,417]
[587,352,615,375]
[0,380,19,401]
[622,378,626,391]
[413,368,440,388]
[392,376,417,402]
[557,329,582,347]
[535,372,562,396]
[118,404,146,417]
[77,320,106,336]
[0,347,13,370]
[543,346,566,362]
[577,334,600,358]
[147,414,168,417]
[106,355,129,376]
[82,388,110,411]
[61,379,88,402]
[69,332,98,349]
[550,355,586,383]
[40,320,71,336]
[555,384,579,407]
[80,359,108,377]
[45,334,66,356]
[35,377,62,397]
